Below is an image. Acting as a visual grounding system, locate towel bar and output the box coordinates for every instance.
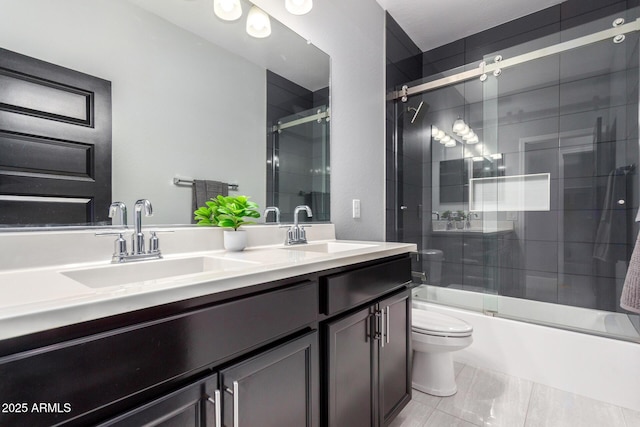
[173,177,239,191]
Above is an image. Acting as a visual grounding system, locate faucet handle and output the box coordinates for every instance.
[96,231,130,262]
[299,226,308,243]
[114,233,128,259]
[149,231,160,254]
[95,229,132,236]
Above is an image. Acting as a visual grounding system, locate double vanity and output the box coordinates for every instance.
[0,224,416,426]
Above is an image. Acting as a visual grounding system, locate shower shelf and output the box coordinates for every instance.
[469,173,550,212]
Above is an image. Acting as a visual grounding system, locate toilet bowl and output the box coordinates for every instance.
[412,308,473,396]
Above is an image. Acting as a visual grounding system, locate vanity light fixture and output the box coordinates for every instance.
[246,6,271,38]
[213,0,242,21]
[285,0,313,15]
[452,118,481,145]
[431,124,461,148]
[452,117,465,133]
[462,131,476,141]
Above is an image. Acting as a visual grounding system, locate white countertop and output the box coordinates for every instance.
[0,236,416,341]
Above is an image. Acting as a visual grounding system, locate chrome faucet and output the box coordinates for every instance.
[98,199,164,263]
[133,199,153,255]
[286,205,312,245]
[109,202,127,227]
[264,206,280,224]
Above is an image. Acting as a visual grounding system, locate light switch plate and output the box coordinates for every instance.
[352,199,361,218]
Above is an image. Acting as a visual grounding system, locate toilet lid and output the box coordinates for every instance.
[412,309,472,337]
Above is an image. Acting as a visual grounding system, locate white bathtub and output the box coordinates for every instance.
[414,285,640,341]
[413,286,640,412]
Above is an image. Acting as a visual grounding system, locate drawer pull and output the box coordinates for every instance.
[206,389,222,427]
[386,305,390,344]
[226,381,240,427]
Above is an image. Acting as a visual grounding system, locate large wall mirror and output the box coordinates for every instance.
[0,0,330,228]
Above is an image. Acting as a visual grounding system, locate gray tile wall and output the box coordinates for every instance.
[386,0,640,312]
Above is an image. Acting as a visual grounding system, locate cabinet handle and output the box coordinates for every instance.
[233,380,239,427]
[386,305,390,344]
[225,381,240,427]
[380,308,385,348]
[206,389,222,427]
[373,309,382,343]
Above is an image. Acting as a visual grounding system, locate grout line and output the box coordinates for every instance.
[523,382,536,427]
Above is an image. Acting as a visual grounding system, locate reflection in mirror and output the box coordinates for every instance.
[267,71,330,223]
[0,0,330,228]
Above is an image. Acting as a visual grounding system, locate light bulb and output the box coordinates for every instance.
[220,0,234,11]
[442,135,451,143]
[285,0,313,15]
[214,0,242,21]
[459,124,470,136]
[431,126,439,137]
[463,131,476,141]
[247,6,271,38]
[467,135,479,144]
[435,130,445,140]
[445,140,456,148]
[452,118,465,133]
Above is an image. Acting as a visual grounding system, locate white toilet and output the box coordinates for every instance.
[411,308,473,396]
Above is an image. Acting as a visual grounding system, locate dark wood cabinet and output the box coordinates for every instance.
[325,288,411,427]
[0,281,318,427]
[97,374,220,427]
[326,306,374,427]
[221,331,318,427]
[99,331,318,427]
[378,290,412,425]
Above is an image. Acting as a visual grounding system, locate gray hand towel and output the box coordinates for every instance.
[621,232,640,313]
[192,180,228,223]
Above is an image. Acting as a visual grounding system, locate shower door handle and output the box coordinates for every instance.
[400,205,408,210]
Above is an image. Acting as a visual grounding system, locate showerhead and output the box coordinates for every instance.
[408,101,424,124]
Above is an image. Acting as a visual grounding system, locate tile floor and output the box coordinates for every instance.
[391,363,640,427]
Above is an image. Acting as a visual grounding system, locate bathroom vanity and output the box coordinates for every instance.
[0,226,415,427]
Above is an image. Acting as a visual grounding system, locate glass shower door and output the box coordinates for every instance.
[268,105,330,223]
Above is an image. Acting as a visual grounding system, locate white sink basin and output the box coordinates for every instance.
[61,256,257,288]
[282,242,377,253]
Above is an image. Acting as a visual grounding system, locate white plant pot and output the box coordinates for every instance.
[224,230,247,252]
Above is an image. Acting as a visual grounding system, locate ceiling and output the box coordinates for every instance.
[376,0,565,52]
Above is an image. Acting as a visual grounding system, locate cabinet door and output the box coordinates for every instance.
[97,374,221,427]
[220,331,318,427]
[326,307,374,427]
[378,289,411,426]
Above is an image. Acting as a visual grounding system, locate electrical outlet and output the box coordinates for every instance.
[352,199,361,218]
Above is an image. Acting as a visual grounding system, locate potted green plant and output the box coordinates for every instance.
[194,195,261,251]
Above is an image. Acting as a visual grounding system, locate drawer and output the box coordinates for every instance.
[0,281,318,427]
[321,257,411,316]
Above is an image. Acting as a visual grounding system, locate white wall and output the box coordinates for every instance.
[253,0,387,241]
[0,0,266,225]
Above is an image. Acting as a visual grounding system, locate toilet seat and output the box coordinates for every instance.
[412,309,472,337]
